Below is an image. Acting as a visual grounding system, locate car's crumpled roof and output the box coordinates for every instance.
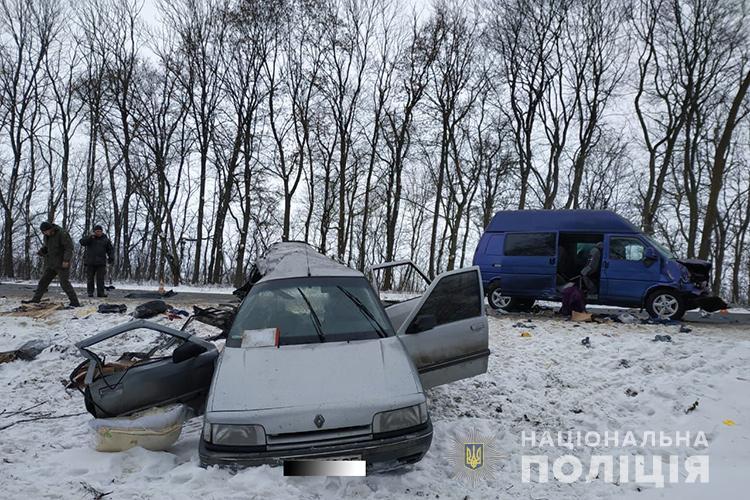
[255,241,361,281]
[233,242,361,298]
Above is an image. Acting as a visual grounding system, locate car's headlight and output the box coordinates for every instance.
[373,403,428,434]
[202,422,266,446]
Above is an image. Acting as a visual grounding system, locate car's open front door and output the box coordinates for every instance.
[395,266,489,389]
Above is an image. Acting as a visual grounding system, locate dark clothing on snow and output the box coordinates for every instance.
[39,225,74,269]
[560,284,586,316]
[80,234,114,266]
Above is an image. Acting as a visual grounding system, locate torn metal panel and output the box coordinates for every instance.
[72,319,218,418]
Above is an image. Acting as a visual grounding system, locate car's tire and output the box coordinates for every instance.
[487,287,535,312]
[645,290,686,321]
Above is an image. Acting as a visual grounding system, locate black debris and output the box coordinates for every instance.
[581,336,591,348]
[679,326,692,333]
[625,388,639,397]
[132,300,171,319]
[653,334,672,342]
[0,339,51,364]
[618,359,631,368]
[97,304,127,314]
[685,400,699,414]
[124,290,176,299]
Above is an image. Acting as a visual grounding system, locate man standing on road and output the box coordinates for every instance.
[23,222,80,307]
[80,225,114,298]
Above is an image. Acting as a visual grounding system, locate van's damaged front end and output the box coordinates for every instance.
[669,259,728,312]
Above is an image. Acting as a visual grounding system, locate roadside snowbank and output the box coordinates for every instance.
[0,303,748,499]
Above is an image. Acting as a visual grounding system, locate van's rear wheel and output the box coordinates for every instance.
[646,290,686,321]
[488,288,535,312]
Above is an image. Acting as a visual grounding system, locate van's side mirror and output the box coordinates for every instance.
[406,314,437,334]
[643,247,658,266]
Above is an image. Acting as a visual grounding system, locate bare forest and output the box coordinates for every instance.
[1,0,750,303]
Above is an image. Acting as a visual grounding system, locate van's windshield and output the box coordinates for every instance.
[642,235,674,259]
[226,277,394,347]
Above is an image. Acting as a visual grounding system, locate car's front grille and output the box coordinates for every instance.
[266,424,372,450]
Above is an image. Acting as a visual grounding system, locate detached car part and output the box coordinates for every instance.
[71,319,218,418]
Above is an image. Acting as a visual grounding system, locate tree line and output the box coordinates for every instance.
[1,0,750,303]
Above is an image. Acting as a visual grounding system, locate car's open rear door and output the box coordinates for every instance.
[395,266,489,389]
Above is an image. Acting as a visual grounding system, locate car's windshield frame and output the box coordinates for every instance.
[226,276,395,348]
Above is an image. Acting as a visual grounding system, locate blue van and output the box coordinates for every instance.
[472,210,727,320]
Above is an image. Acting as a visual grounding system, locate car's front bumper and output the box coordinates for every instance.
[686,294,728,312]
[199,420,433,470]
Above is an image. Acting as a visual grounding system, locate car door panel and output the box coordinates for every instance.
[396,267,489,389]
[601,234,661,303]
[368,260,431,305]
[384,297,421,332]
[495,232,558,298]
[73,319,218,417]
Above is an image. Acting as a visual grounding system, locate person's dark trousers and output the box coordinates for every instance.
[32,267,80,305]
[86,265,107,297]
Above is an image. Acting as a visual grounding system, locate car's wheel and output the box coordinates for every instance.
[488,287,513,310]
[487,288,535,312]
[646,290,686,320]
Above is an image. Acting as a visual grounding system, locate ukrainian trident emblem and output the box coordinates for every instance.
[449,428,501,487]
[464,443,484,470]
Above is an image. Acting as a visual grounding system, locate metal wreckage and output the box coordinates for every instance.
[69,241,489,469]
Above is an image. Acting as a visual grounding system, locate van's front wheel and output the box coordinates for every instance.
[645,290,686,321]
[488,288,535,312]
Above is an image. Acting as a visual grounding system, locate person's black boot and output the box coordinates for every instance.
[88,293,94,298]
[21,298,41,304]
[69,300,81,308]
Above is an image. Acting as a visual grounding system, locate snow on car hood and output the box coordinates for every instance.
[207,336,422,413]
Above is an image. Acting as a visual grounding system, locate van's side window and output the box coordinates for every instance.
[609,238,645,261]
[504,233,556,257]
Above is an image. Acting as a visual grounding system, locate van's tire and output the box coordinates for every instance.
[645,290,686,321]
[487,287,535,312]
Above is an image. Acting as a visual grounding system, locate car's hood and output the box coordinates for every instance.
[676,258,711,282]
[208,336,422,413]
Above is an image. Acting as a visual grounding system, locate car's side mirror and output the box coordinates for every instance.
[643,247,658,266]
[406,314,437,334]
[172,342,207,363]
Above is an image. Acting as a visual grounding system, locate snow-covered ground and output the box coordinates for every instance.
[1,297,748,499]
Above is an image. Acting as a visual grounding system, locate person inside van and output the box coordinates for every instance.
[580,241,603,294]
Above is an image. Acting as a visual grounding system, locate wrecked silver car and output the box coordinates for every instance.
[72,242,489,470]
[199,242,489,469]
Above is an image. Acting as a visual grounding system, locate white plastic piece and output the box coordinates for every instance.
[241,328,278,348]
[89,404,187,452]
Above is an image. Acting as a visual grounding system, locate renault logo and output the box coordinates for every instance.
[314,414,325,428]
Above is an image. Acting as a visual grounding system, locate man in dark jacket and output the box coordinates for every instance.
[580,241,604,295]
[23,222,80,307]
[80,225,114,297]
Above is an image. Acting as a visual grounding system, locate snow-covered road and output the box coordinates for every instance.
[1,299,748,499]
